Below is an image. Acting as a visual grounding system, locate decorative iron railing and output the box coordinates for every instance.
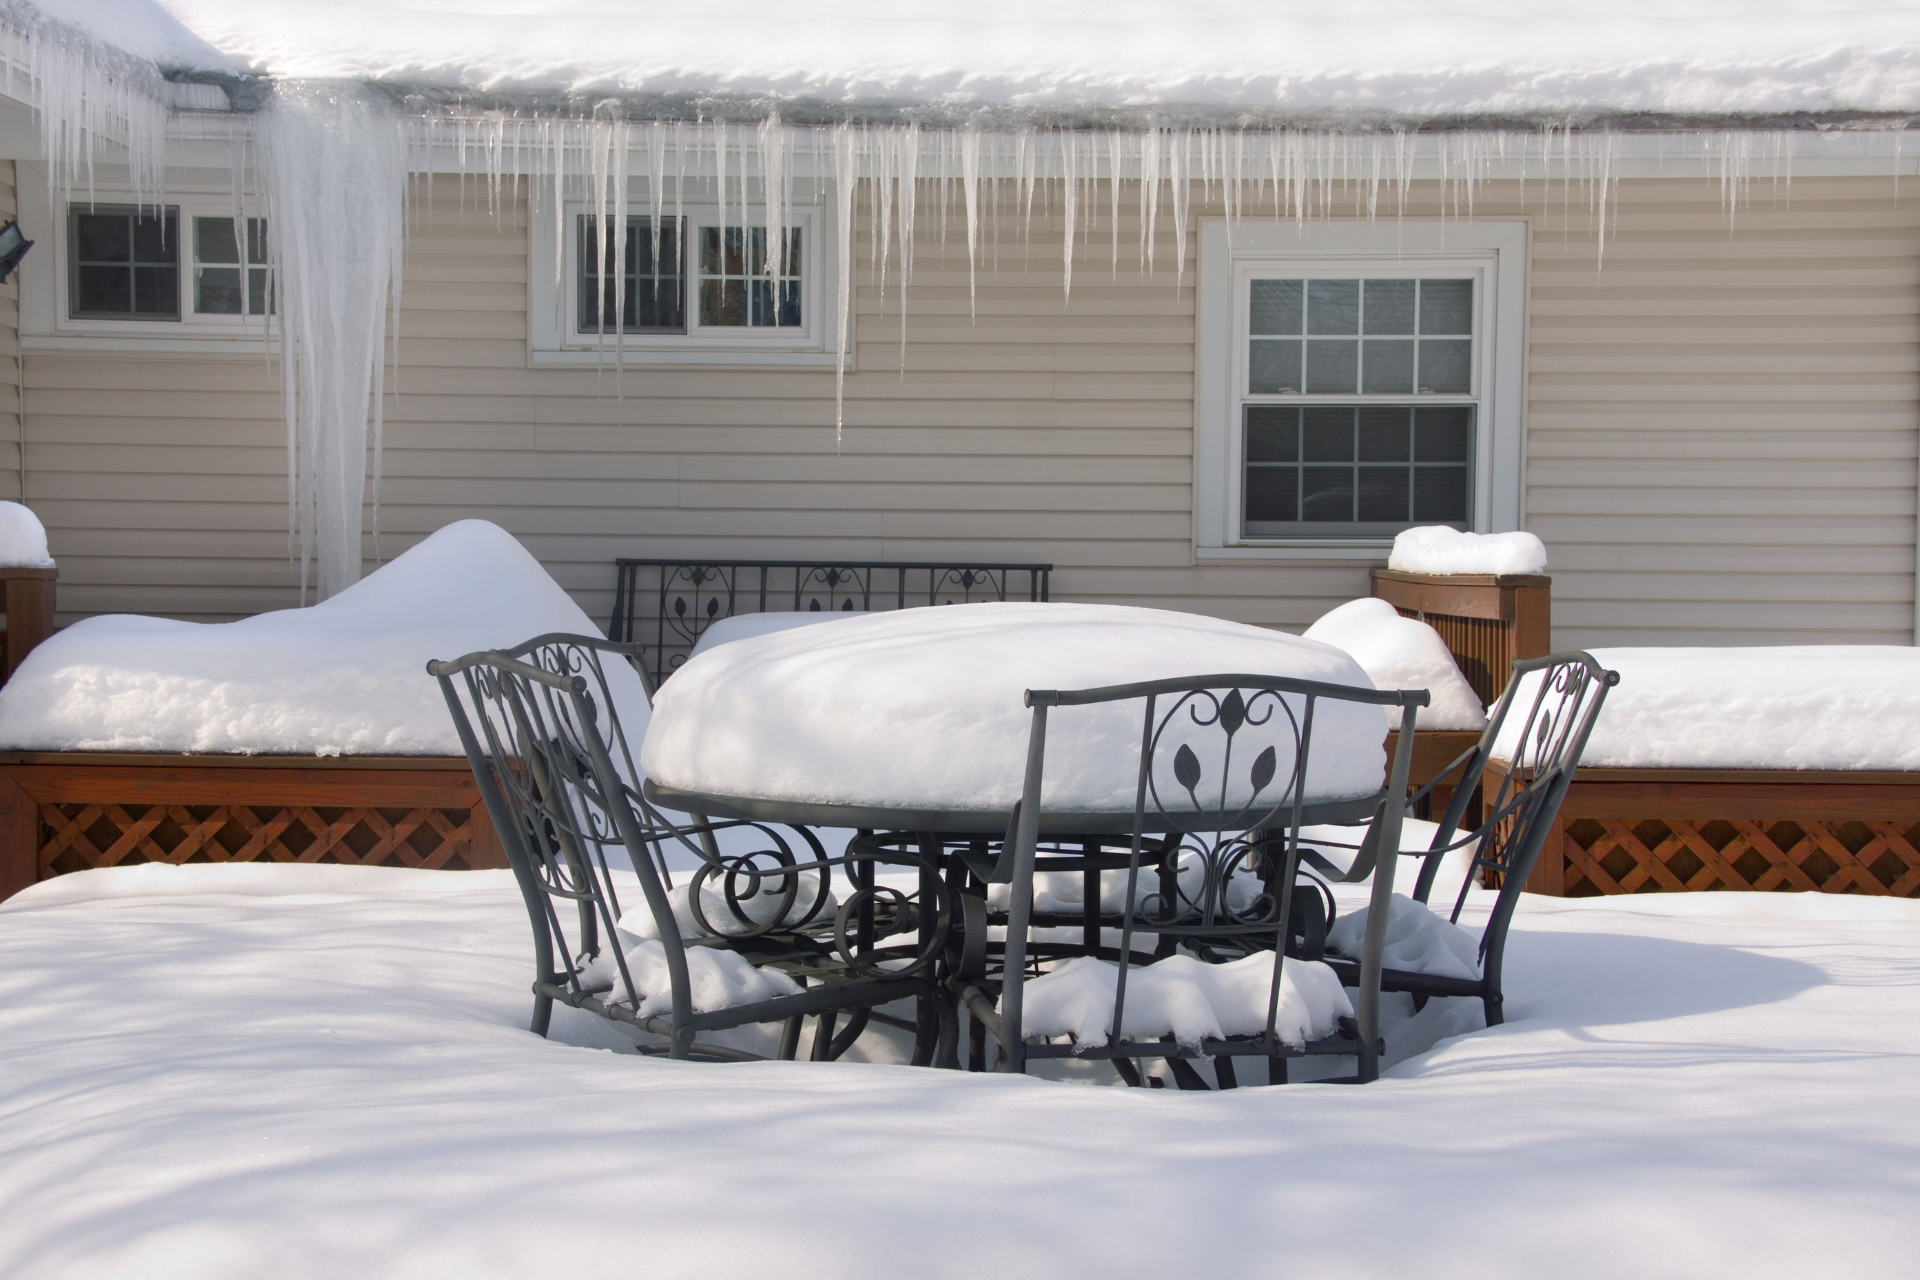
[608,558,1053,689]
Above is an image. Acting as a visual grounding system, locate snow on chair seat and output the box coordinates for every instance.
[1014,952,1353,1052]
[1326,895,1480,983]
[579,939,803,1017]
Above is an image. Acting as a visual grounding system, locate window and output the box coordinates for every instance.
[1195,221,1525,556]
[66,203,272,324]
[193,216,270,316]
[533,201,833,366]
[70,205,178,319]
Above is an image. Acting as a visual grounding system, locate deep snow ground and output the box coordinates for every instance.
[1,863,1915,1279]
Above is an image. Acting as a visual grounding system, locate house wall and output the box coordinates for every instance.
[0,159,20,505]
[17,171,1920,646]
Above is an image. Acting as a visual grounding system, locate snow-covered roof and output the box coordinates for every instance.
[28,0,1920,124]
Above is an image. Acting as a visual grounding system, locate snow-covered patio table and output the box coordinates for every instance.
[640,601,1402,833]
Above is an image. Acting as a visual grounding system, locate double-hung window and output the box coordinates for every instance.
[64,202,272,325]
[1196,221,1525,555]
[533,201,831,364]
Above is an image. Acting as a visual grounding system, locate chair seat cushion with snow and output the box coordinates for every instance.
[1012,953,1354,1051]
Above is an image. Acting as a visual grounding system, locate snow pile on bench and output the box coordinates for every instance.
[644,602,1386,814]
[1304,597,1487,730]
[1387,526,1548,577]
[1494,646,1920,771]
[1328,893,1482,981]
[1015,952,1353,1050]
[0,501,53,568]
[0,519,648,756]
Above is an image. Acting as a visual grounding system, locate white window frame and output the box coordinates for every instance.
[20,181,276,347]
[529,198,842,367]
[1195,219,1526,559]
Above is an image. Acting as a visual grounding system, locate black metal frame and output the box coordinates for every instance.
[607,558,1053,689]
[959,672,1429,1088]
[1312,651,1620,1026]
[430,632,954,1064]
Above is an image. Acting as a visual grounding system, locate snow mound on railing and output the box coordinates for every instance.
[1492,646,1920,771]
[0,501,54,569]
[1388,527,1548,577]
[1305,597,1487,731]
[644,602,1388,815]
[0,519,647,756]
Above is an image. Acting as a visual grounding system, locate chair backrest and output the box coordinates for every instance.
[429,635,706,1034]
[1414,651,1620,967]
[998,672,1428,1075]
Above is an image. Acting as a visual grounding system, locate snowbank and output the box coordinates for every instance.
[3,862,1917,1279]
[1387,527,1549,577]
[687,610,859,659]
[0,501,53,569]
[0,519,648,756]
[642,602,1388,815]
[1304,597,1487,730]
[39,0,1920,117]
[1493,646,1920,771]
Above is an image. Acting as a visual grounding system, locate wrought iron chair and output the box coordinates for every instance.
[430,633,954,1063]
[1307,652,1621,1027]
[954,672,1429,1088]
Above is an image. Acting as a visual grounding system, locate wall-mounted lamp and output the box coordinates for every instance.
[0,220,33,284]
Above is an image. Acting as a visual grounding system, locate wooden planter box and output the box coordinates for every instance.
[0,752,504,904]
[0,566,56,685]
[1483,760,1920,898]
[1371,567,1551,710]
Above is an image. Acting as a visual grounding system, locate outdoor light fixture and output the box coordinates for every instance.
[0,220,31,284]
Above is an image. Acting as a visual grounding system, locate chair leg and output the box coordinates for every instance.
[1267,1056,1288,1086]
[969,1012,987,1072]
[529,993,553,1039]
[777,1015,804,1061]
[810,1011,839,1061]
[1168,1056,1212,1091]
[911,993,940,1066]
[1483,989,1504,1027]
[1110,1056,1144,1087]
[932,997,960,1069]
[1214,1055,1239,1090]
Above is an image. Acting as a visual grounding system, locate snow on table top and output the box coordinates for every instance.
[1387,526,1549,578]
[0,519,649,756]
[643,601,1389,816]
[1495,646,1920,771]
[35,0,1920,116]
[687,610,858,659]
[1303,597,1487,732]
[0,501,53,569]
[3,861,1917,1279]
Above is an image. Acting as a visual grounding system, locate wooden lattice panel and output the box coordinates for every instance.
[37,802,484,877]
[1560,816,1920,897]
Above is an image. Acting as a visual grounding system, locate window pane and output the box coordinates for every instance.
[1357,466,1410,522]
[131,212,174,263]
[195,217,239,264]
[1249,339,1300,394]
[1301,466,1354,521]
[1418,339,1472,393]
[1415,407,1474,461]
[1245,406,1299,461]
[1304,339,1357,393]
[1303,407,1354,461]
[74,213,130,263]
[1358,406,1410,461]
[1244,466,1297,523]
[246,218,268,264]
[132,265,177,315]
[579,214,685,333]
[1249,279,1303,335]
[1419,279,1473,335]
[1413,467,1469,522]
[1361,338,1414,393]
[247,267,272,314]
[777,279,802,327]
[1306,279,1358,335]
[701,278,743,326]
[75,264,129,313]
[197,265,242,314]
[1363,279,1415,334]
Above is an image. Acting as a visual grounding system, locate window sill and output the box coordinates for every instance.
[1196,542,1394,561]
[529,347,846,369]
[23,334,276,355]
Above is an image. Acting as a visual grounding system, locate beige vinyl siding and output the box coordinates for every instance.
[19,172,1920,648]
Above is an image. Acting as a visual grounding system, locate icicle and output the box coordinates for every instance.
[960,123,981,320]
[831,123,858,446]
[1108,129,1123,279]
[895,123,919,374]
[1061,130,1077,302]
[760,113,787,277]
[257,83,405,602]
[650,120,667,275]
[1139,127,1161,276]
[1170,129,1189,291]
